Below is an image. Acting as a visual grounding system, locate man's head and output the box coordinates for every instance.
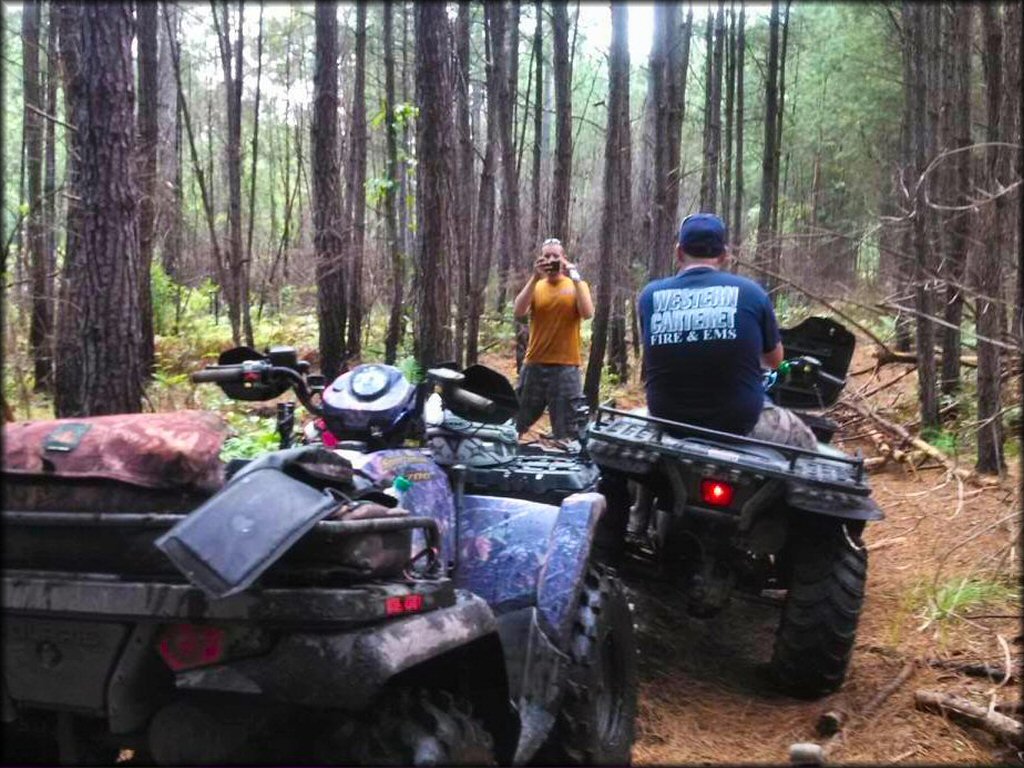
[676,213,729,269]
[538,237,565,281]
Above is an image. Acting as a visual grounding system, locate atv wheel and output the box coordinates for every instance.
[771,518,867,698]
[346,688,495,766]
[544,566,637,765]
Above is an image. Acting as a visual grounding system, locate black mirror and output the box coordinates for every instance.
[447,364,519,425]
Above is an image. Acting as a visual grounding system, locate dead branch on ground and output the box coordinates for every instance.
[914,690,1024,748]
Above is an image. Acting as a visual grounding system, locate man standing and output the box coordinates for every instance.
[637,213,817,449]
[513,238,595,439]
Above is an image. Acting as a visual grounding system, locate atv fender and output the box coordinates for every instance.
[455,492,605,643]
[786,483,884,522]
[174,591,498,711]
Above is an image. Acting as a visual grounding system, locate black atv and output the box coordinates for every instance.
[584,317,884,698]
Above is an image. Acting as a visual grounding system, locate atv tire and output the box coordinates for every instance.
[543,566,637,765]
[771,517,867,698]
[346,688,495,766]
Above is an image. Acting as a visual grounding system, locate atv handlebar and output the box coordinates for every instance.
[192,361,324,416]
[191,365,248,384]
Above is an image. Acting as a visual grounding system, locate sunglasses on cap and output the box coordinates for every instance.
[542,237,562,246]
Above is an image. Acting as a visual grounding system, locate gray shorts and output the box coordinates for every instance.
[515,363,583,438]
[748,402,819,450]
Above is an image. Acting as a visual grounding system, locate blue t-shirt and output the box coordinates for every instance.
[637,266,780,435]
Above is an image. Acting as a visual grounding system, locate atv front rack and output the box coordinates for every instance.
[588,405,869,495]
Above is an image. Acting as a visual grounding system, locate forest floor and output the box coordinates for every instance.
[490,341,1022,765]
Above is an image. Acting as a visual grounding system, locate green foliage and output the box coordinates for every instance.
[920,577,1019,624]
[219,411,281,461]
[920,427,958,456]
[397,355,424,384]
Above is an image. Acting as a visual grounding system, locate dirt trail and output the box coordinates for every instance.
[482,343,1021,764]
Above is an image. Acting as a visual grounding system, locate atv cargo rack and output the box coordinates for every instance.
[588,405,869,495]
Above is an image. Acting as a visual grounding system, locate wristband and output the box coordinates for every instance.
[568,267,582,283]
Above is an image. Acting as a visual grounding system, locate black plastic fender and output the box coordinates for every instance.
[786,483,885,522]
[173,591,499,711]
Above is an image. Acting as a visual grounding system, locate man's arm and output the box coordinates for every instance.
[574,280,595,319]
[513,275,539,321]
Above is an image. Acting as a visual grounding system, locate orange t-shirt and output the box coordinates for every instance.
[524,275,588,366]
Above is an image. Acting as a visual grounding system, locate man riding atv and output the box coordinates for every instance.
[637,212,817,450]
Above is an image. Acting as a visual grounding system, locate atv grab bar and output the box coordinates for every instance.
[593,404,864,482]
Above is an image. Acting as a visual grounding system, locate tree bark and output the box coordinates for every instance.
[245,0,265,339]
[312,0,347,382]
[584,3,629,408]
[452,0,475,367]
[699,10,715,211]
[905,2,939,429]
[467,10,500,366]
[732,3,745,248]
[345,1,368,360]
[137,0,158,379]
[974,4,1005,473]
[413,2,453,367]
[157,1,182,280]
[212,1,251,346]
[770,0,791,284]
[723,3,735,231]
[383,1,404,365]
[529,1,543,244]
[23,0,51,393]
[494,2,522,315]
[755,0,780,296]
[42,0,58,352]
[550,0,572,241]
[54,3,143,417]
[940,3,972,395]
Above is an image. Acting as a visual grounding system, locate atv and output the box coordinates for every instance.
[584,316,884,698]
[1,346,637,765]
[191,346,638,764]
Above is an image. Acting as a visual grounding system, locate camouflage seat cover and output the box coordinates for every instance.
[2,411,227,494]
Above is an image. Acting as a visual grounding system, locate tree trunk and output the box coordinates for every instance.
[54,3,143,417]
[23,0,51,393]
[157,0,182,279]
[137,0,158,379]
[529,0,543,244]
[584,3,629,408]
[494,2,522,315]
[312,0,347,381]
[383,1,404,365]
[467,10,500,366]
[452,0,475,367]
[770,0,791,285]
[699,11,714,211]
[550,0,572,241]
[755,0,780,296]
[974,4,1005,473]
[245,1,265,339]
[345,1,368,360]
[905,1,939,429]
[940,3,972,395]
[212,1,251,347]
[42,0,57,354]
[723,3,735,231]
[413,3,453,367]
[732,3,745,248]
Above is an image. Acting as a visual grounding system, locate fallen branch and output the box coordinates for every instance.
[789,661,917,764]
[914,689,1024,747]
[840,398,972,482]
[926,658,1020,683]
[873,348,979,369]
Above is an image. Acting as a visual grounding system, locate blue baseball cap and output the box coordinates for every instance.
[678,213,727,257]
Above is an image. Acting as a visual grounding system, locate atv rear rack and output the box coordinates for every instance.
[589,405,868,495]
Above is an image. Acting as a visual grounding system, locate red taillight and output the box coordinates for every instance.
[700,479,734,507]
[385,593,425,617]
[157,624,226,671]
